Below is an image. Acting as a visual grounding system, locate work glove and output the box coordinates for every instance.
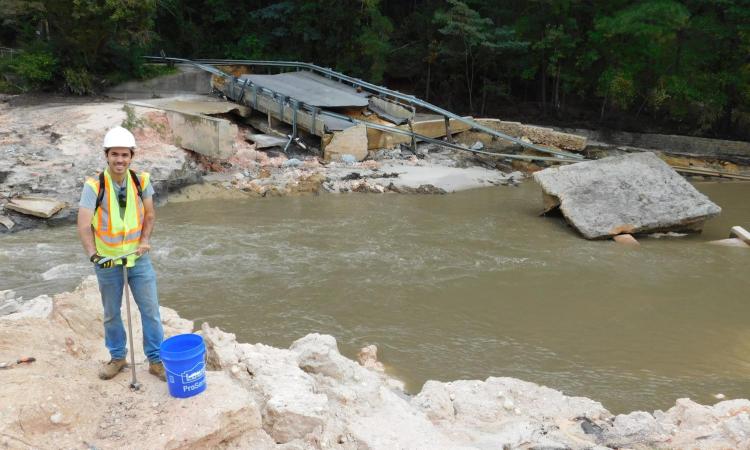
[90,253,115,268]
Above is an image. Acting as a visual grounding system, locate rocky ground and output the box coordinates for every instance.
[3,94,749,449]
[0,94,521,234]
[1,278,749,450]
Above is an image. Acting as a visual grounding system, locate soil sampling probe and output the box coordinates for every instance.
[97,251,140,390]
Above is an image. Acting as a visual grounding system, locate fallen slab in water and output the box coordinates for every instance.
[532,152,721,239]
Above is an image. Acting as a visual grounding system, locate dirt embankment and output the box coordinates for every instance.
[1,279,749,450]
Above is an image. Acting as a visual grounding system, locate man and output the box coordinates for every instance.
[76,126,165,381]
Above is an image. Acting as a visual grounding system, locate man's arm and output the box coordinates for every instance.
[77,207,97,258]
[137,196,155,255]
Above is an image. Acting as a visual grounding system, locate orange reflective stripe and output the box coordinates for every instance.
[90,169,146,261]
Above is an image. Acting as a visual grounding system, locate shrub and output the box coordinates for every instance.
[63,67,94,95]
[13,51,56,83]
[5,50,57,90]
[121,104,144,131]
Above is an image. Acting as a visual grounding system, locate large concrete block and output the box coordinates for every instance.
[324,124,368,161]
[167,111,237,159]
[533,152,721,239]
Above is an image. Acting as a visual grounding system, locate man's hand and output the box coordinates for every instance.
[90,253,115,268]
[136,241,151,256]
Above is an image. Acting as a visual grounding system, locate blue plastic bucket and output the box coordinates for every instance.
[160,333,207,398]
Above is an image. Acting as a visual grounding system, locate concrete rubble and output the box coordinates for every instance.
[1,277,748,449]
[1,90,743,247]
[0,98,200,232]
[5,196,66,218]
[533,152,722,239]
[0,94,535,233]
[456,118,587,153]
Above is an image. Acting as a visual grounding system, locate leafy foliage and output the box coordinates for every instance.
[1,0,749,138]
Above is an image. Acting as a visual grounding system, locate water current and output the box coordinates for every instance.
[1,181,748,413]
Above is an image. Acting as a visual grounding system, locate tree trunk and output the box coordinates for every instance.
[541,66,547,116]
[540,49,547,116]
[425,62,431,101]
[554,64,561,114]
[464,39,473,113]
[481,78,487,116]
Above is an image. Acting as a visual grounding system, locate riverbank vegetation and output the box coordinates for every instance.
[1,0,749,139]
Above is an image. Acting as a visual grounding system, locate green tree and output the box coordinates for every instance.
[434,0,494,112]
[591,0,691,119]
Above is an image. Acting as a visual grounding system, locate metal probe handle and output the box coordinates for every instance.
[123,262,140,390]
[96,251,137,266]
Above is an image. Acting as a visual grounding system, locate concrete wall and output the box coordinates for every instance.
[561,127,750,159]
[106,65,212,100]
[167,111,237,159]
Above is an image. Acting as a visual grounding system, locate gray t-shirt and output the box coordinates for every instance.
[79,176,154,218]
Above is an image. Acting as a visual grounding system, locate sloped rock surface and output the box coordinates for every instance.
[1,277,747,449]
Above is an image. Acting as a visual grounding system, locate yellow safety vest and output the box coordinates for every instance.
[85,169,150,267]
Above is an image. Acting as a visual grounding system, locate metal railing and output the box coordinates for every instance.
[0,47,22,60]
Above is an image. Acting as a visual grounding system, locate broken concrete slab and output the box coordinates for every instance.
[247,133,289,149]
[378,163,517,193]
[456,118,587,152]
[323,124,368,162]
[533,152,721,239]
[128,96,252,117]
[241,71,370,108]
[0,214,13,230]
[368,97,413,125]
[5,196,66,218]
[366,117,472,150]
[167,111,237,159]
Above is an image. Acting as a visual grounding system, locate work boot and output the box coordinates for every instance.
[98,358,127,380]
[149,362,166,382]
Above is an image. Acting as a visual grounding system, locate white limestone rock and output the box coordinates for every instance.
[0,295,52,320]
[159,372,263,448]
[412,380,454,422]
[201,324,332,444]
[603,410,669,447]
[413,377,610,449]
[290,333,356,381]
[262,392,328,444]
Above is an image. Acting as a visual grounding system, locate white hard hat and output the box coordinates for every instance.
[102,126,136,149]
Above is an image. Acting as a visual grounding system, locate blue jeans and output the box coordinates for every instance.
[94,254,164,363]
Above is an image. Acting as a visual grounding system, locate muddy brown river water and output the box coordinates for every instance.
[2,181,749,413]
